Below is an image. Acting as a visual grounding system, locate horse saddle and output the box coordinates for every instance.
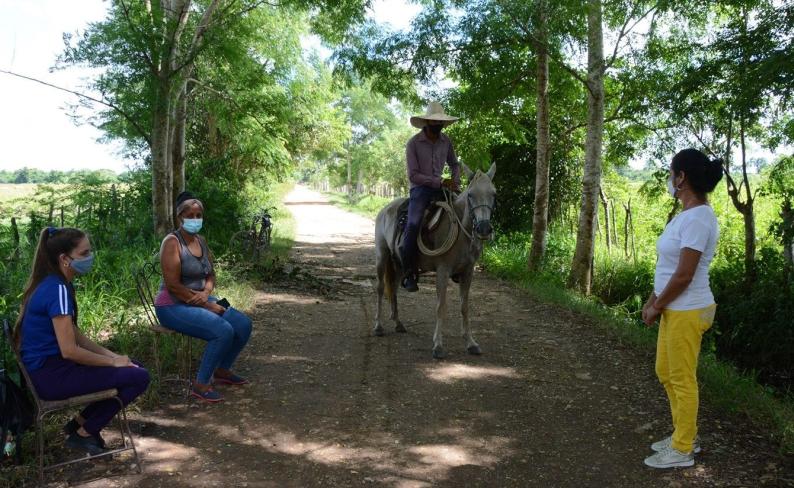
[394,197,446,261]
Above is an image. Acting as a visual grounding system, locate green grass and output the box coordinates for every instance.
[324,192,393,220]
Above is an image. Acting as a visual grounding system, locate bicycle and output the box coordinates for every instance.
[229,207,275,261]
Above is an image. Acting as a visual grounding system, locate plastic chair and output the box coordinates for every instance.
[2,319,141,484]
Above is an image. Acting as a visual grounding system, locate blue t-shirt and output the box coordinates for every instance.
[20,274,75,371]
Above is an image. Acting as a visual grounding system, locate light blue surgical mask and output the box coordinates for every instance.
[182,218,203,234]
[69,254,94,275]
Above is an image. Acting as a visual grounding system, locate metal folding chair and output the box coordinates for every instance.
[2,319,141,485]
[133,260,193,398]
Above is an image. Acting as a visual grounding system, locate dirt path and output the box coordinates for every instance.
[67,185,792,487]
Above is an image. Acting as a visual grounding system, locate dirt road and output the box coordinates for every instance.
[67,185,792,487]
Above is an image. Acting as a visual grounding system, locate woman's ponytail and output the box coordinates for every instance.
[703,157,725,193]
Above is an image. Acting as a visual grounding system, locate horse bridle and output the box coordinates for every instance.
[467,193,496,236]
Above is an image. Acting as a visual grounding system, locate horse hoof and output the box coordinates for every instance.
[432,347,446,360]
[373,326,384,337]
[395,322,407,333]
[467,345,482,355]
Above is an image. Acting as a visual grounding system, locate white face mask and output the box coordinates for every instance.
[667,177,677,198]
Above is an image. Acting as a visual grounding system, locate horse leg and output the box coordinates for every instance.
[390,258,406,333]
[433,267,450,359]
[373,247,387,337]
[459,269,481,355]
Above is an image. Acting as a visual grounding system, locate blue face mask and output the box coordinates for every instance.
[69,254,94,275]
[182,218,203,234]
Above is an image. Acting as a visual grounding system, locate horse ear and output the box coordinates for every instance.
[461,163,474,180]
[486,163,496,180]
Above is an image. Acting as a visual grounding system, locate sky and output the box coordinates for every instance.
[2,1,783,176]
[0,0,422,174]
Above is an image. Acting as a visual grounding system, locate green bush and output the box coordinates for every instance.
[711,248,794,389]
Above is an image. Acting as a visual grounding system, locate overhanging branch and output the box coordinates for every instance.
[0,69,151,146]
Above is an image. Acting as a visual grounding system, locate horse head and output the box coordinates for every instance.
[460,163,497,240]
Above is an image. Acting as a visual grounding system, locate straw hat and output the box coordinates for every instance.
[410,101,460,129]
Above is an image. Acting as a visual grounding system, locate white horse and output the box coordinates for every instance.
[373,163,497,359]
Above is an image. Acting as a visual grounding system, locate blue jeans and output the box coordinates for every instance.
[400,186,443,275]
[155,298,252,384]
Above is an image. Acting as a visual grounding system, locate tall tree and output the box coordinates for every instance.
[528,0,551,271]
[59,0,369,235]
[567,0,605,293]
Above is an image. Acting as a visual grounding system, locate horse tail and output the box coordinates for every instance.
[383,256,394,302]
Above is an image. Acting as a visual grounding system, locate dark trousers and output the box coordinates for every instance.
[29,356,150,435]
[400,185,443,276]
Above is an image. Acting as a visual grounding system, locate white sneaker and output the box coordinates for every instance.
[644,446,695,468]
[650,435,701,454]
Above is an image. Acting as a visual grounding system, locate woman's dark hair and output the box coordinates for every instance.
[671,148,724,195]
[14,227,85,347]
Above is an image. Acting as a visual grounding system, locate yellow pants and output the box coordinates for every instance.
[655,304,716,453]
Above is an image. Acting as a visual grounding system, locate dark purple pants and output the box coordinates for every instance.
[29,356,150,435]
[400,186,443,275]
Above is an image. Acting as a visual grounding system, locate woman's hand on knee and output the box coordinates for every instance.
[112,355,135,367]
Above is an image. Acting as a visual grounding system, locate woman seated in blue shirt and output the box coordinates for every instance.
[14,227,150,456]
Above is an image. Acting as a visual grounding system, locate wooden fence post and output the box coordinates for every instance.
[623,201,630,258]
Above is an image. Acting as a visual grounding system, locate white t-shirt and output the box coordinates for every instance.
[654,205,719,311]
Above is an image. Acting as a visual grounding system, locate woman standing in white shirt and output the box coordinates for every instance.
[642,148,724,469]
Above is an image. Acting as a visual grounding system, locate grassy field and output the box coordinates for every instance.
[0,183,41,201]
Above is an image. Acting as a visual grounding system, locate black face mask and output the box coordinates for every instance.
[427,124,443,136]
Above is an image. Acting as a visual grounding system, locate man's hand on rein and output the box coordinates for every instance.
[442,178,460,193]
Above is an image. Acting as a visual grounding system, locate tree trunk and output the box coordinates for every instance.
[742,203,756,284]
[610,203,617,246]
[739,119,756,284]
[172,82,189,201]
[567,0,604,294]
[599,187,610,254]
[528,0,551,272]
[152,77,174,236]
[782,200,793,267]
[347,145,353,195]
[623,200,630,258]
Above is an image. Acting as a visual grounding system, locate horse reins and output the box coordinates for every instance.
[417,189,494,256]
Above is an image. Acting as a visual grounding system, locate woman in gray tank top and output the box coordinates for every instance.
[154,192,253,403]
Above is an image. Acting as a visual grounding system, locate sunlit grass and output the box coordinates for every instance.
[324,191,394,220]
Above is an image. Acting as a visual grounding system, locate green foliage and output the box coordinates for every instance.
[0,168,120,184]
[711,248,794,387]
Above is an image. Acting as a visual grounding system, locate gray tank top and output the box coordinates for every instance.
[158,231,213,301]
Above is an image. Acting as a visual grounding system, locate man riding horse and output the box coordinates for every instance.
[400,102,462,292]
